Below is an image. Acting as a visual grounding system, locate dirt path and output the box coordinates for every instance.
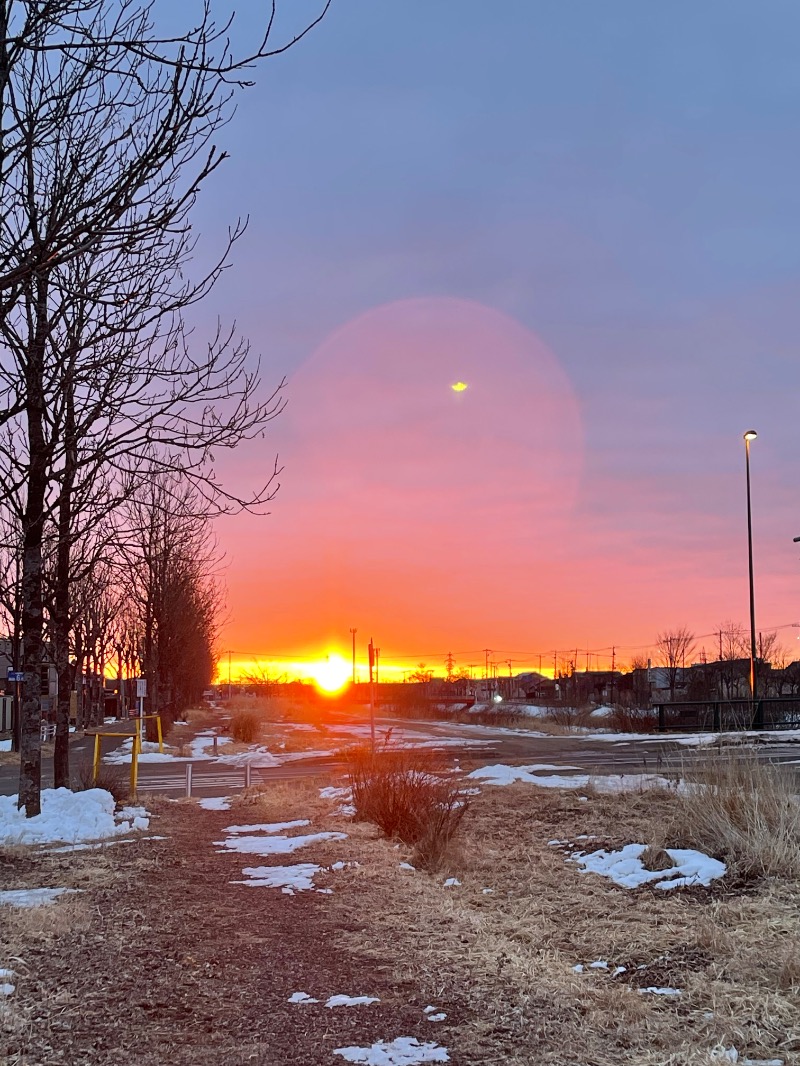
[2,802,450,1066]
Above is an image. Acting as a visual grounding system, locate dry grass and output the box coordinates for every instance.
[328,780,799,1065]
[74,758,130,803]
[229,709,261,744]
[669,751,800,880]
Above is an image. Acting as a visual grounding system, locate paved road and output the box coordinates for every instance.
[2,713,799,800]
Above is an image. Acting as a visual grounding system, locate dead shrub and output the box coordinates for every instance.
[671,751,800,880]
[74,759,129,803]
[230,710,261,744]
[640,845,674,871]
[346,745,469,871]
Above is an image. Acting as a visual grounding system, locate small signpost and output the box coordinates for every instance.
[135,678,147,743]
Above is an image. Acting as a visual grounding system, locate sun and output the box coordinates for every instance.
[309,654,351,694]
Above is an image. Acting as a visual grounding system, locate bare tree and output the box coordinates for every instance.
[0,0,329,814]
[655,626,695,702]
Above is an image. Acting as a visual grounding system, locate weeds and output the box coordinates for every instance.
[346,745,469,871]
[230,710,261,744]
[74,759,129,803]
[671,751,800,879]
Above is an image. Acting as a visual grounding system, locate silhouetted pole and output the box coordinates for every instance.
[349,628,357,685]
[368,638,376,754]
[744,430,758,712]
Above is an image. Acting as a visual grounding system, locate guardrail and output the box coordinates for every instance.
[654,697,800,732]
[86,715,163,796]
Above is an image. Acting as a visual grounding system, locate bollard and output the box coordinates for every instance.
[130,732,139,797]
[156,715,164,754]
[185,763,193,798]
[212,735,218,756]
[245,762,251,789]
[93,734,101,785]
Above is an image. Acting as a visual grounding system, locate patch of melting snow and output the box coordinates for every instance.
[0,788,149,846]
[288,991,319,1004]
[44,836,166,853]
[325,995,380,1007]
[233,863,322,893]
[0,888,81,908]
[333,1037,449,1064]
[712,1051,784,1065]
[215,821,346,858]
[570,842,726,889]
[198,797,232,811]
[0,968,15,996]
[443,877,460,888]
[639,986,681,996]
[399,862,416,872]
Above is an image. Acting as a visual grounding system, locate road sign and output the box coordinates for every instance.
[136,678,147,698]
[6,670,24,683]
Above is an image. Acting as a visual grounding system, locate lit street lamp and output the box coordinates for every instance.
[743,430,758,715]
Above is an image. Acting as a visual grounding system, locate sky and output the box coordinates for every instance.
[184,1,800,680]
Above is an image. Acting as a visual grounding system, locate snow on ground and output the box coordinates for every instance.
[232,863,322,893]
[0,739,10,752]
[44,836,166,854]
[0,887,81,908]
[319,784,357,817]
[189,734,232,757]
[104,739,194,765]
[325,995,380,1007]
[198,797,232,811]
[215,820,350,859]
[232,858,358,894]
[288,992,319,1004]
[466,763,679,793]
[639,987,682,996]
[333,1037,449,1064]
[0,788,149,846]
[0,968,15,996]
[569,842,726,890]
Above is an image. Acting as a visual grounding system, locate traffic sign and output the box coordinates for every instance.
[136,678,147,698]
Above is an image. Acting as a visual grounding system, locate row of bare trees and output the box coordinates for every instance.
[0,0,330,814]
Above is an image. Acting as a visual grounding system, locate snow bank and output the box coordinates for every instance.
[333,1037,449,1064]
[0,788,149,846]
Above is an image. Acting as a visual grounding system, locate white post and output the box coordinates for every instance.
[245,762,251,789]
[185,763,193,798]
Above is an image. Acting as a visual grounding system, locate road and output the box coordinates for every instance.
[2,713,799,800]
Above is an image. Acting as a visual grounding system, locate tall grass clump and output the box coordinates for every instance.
[230,710,261,744]
[346,745,469,871]
[673,751,800,880]
[75,760,129,803]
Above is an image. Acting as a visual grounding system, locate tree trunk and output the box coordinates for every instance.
[18,277,49,816]
[53,377,77,787]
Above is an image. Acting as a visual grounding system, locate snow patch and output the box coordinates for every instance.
[0,887,81,908]
[198,797,232,811]
[571,843,726,890]
[0,788,149,846]
[325,995,380,1007]
[333,1037,449,1064]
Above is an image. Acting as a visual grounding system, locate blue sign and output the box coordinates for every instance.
[6,671,25,682]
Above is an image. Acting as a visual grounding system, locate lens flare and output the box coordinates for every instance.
[451,381,468,392]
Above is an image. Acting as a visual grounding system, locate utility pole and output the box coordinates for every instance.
[349,628,357,685]
[368,638,376,754]
[227,650,232,702]
[484,648,492,681]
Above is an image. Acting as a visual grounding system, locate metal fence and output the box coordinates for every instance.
[654,697,800,732]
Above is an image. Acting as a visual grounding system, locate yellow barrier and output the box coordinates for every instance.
[89,714,162,798]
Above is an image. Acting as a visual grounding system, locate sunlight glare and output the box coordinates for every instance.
[310,654,350,694]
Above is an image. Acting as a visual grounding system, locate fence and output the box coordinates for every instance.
[654,697,800,732]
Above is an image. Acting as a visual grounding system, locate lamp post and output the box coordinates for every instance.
[744,430,758,713]
[349,627,357,685]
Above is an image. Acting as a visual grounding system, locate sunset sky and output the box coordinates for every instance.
[192,2,800,680]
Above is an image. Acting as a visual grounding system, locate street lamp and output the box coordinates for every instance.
[743,430,758,712]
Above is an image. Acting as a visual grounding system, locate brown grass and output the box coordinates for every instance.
[74,758,130,803]
[229,710,261,744]
[329,782,799,1065]
[669,751,800,880]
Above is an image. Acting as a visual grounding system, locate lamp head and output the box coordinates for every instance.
[743,429,758,442]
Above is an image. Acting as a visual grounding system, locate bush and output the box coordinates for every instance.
[671,751,800,880]
[230,710,261,744]
[75,759,129,803]
[346,745,469,871]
